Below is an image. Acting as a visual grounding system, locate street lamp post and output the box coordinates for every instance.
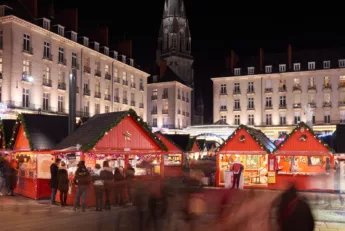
[69,70,76,134]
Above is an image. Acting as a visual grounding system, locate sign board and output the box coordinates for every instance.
[267,171,276,184]
[37,154,54,179]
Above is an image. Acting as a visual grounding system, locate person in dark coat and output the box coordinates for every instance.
[92,164,103,211]
[100,161,113,210]
[50,158,61,205]
[277,184,315,231]
[57,161,69,207]
[0,159,7,196]
[73,161,91,212]
[113,167,125,206]
[126,164,135,203]
[5,161,17,196]
[334,162,344,205]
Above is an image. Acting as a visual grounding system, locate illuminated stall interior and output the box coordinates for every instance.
[10,114,68,199]
[155,132,184,167]
[217,125,276,187]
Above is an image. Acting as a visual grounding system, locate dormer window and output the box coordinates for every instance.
[83,37,89,47]
[71,31,77,42]
[308,62,315,70]
[234,68,241,75]
[43,18,50,30]
[323,61,330,69]
[113,51,118,60]
[129,58,134,66]
[279,64,286,72]
[94,42,99,51]
[339,59,345,68]
[122,55,126,63]
[293,63,300,71]
[265,65,272,73]
[247,67,254,75]
[153,76,158,82]
[57,25,64,36]
[104,47,109,56]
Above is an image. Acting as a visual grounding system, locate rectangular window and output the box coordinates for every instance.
[280,96,286,107]
[248,114,254,125]
[266,114,272,125]
[234,115,240,125]
[83,101,89,115]
[43,41,50,59]
[220,84,227,94]
[221,115,226,123]
[43,93,49,111]
[0,30,3,48]
[58,48,64,64]
[57,26,64,36]
[339,59,345,68]
[220,99,227,111]
[234,68,241,75]
[43,19,50,30]
[58,95,63,113]
[122,72,127,84]
[105,106,109,113]
[23,34,31,52]
[234,99,240,109]
[248,82,254,93]
[280,114,286,125]
[152,118,157,127]
[131,75,135,88]
[340,111,345,124]
[294,112,301,124]
[140,79,144,90]
[95,103,100,114]
[308,62,315,70]
[114,68,118,80]
[324,112,330,124]
[22,88,29,107]
[248,97,254,109]
[293,63,300,71]
[71,32,77,42]
[323,61,330,69]
[279,80,286,91]
[265,65,272,73]
[265,96,272,108]
[234,83,240,93]
[22,60,31,75]
[72,52,77,68]
[309,77,315,87]
[340,76,345,88]
[248,67,254,75]
[279,64,286,72]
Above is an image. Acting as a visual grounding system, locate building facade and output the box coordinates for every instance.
[212,46,345,139]
[0,5,149,120]
[147,77,192,129]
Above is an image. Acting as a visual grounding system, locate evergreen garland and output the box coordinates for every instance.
[7,116,21,150]
[155,132,184,151]
[7,114,34,151]
[82,109,167,152]
[274,121,335,153]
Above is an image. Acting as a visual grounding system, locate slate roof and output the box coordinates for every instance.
[55,112,127,151]
[163,134,191,151]
[213,120,229,125]
[148,66,188,86]
[1,119,16,148]
[20,114,68,150]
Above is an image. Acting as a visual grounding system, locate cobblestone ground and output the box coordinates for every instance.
[1,189,345,231]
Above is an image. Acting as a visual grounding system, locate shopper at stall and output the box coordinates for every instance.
[6,160,18,196]
[50,158,61,205]
[92,164,103,211]
[126,164,135,203]
[57,161,69,207]
[0,159,7,196]
[73,161,91,212]
[114,167,125,206]
[100,161,113,210]
[232,160,244,189]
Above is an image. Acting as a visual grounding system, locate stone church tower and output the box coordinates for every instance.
[157,0,204,125]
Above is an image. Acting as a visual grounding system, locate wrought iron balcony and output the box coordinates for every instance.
[131,83,136,88]
[94,92,101,98]
[151,109,157,115]
[104,94,111,101]
[279,104,287,109]
[233,106,241,111]
[307,85,317,91]
[264,88,273,93]
[323,102,332,107]
[130,101,136,106]
[42,78,52,87]
[123,99,128,104]
[23,46,33,55]
[220,107,227,112]
[95,70,102,77]
[279,87,287,92]
[114,96,120,103]
[105,73,111,80]
[292,85,302,92]
[162,109,169,114]
[220,91,227,96]
[43,53,53,61]
[293,103,301,108]
[162,94,168,99]
[178,95,181,99]
[84,66,91,74]
[233,89,241,95]
[58,58,67,66]
[139,103,144,108]
[323,84,332,90]
[122,80,128,86]
[58,82,66,90]
[247,88,255,94]
[139,85,144,91]
[151,95,158,100]
[83,89,90,96]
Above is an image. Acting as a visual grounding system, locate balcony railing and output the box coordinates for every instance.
[233,106,241,111]
[131,83,136,88]
[178,95,181,100]
[42,78,52,87]
[323,102,332,107]
[182,111,185,116]
[139,85,144,91]
[84,66,91,74]
[247,88,255,94]
[139,103,144,108]
[43,53,53,61]
[113,78,120,84]
[308,85,317,91]
[339,83,345,89]
[95,70,102,77]
[309,102,316,108]
[178,110,181,114]
[293,103,301,108]
[23,46,33,55]
[151,95,158,100]
[151,109,157,115]
[72,63,79,70]
[233,89,241,94]
[186,98,189,103]
[264,88,273,93]
[220,107,227,112]
[162,109,169,114]
[186,112,190,117]
[58,58,67,66]
[94,92,101,98]
[339,101,345,107]
[114,96,120,103]
[104,94,111,101]
[279,87,287,92]
[220,91,227,96]
[247,106,255,110]
[162,94,168,99]
[123,99,128,104]
[122,80,128,85]
[58,82,66,90]
[279,104,287,109]
[265,105,273,110]
[293,85,302,92]
[83,89,90,96]
[323,84,332,90]
[105,73,111,80]
[182,96,185,101]
[21,72,32,82]
[130,101,136,106]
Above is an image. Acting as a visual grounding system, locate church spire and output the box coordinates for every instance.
[163,0,186,18]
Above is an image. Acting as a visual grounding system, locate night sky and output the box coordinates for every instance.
[52,0,345,123]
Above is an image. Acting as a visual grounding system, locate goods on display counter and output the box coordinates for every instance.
[217,125,275,188]
[9,114,68,199]
[271,122,335,191]
[54,110,168,206]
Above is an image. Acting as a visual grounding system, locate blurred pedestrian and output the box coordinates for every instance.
[334,162,344,205]
[0,159,7,196]
[50,158,61,205]
[57,161,69,207]
[73,161,91,212]
[126,164,135,203]
[5,161,17,196]
[100,161,113,210]
[113,167,124,206]
[277,184,314,231]
[92,163,103,211]
[232,160,244,189]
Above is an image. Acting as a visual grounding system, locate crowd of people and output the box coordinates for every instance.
[49,158,136,212]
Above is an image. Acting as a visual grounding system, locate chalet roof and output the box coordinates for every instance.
[56,110,166,152]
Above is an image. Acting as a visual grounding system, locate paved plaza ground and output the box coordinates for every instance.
[1,189,345,230]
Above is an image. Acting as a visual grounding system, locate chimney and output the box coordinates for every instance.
[259,48,264,72]
[56,8,78,32]
[21,0,38,19]
[288,44,292,70]
[84,27,109,47]
[116,40,133,58]
[160,59,167,78]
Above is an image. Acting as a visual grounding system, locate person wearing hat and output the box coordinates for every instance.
[73,161,91,212]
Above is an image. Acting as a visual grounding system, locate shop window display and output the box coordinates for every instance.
[128,155,161,176]
[276,155,330,174]
[164,154,182,166]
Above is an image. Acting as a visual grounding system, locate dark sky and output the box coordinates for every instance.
[52,0,345,123]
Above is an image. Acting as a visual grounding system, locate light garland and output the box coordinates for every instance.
[86,152,124,160]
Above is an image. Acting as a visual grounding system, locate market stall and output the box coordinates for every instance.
[271,122,335,191]
[9,114,68,199]
[217,125,275,188]
[54,109,167,206]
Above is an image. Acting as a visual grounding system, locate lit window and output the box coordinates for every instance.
[308,62,315,70]
[339,59,345,68]
[279,64,286,72]
[265,65,272,73]
[323,61,330,69]
[234,68,241,75]
[293,63,300,71]
[248,67,254,75]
